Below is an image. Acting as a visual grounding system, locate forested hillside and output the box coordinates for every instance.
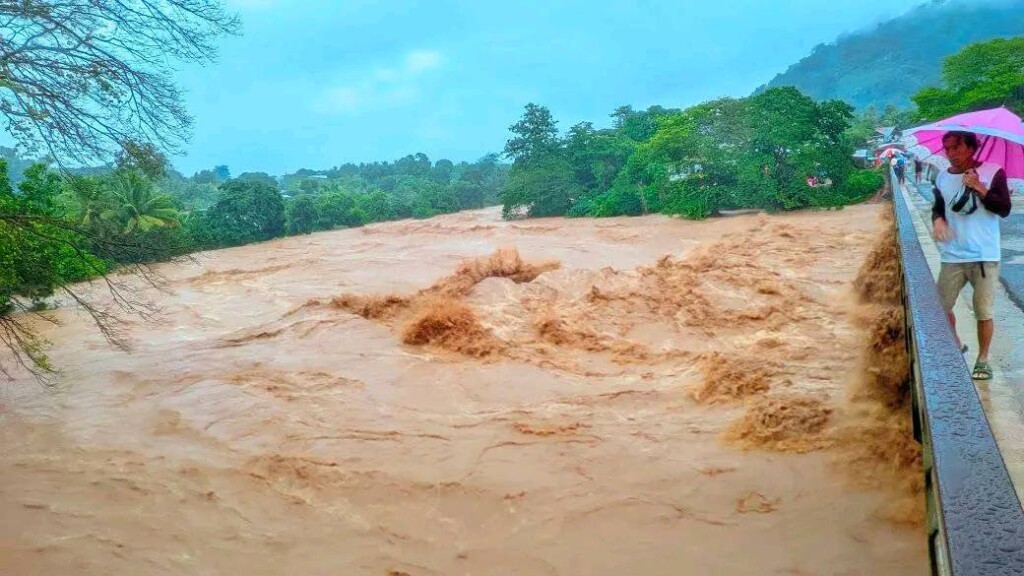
[760,0,1024,109]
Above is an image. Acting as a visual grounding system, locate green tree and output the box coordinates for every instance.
[432,159,455,185]
[205,180,285,246]
[634,98,746,217]
[357,190,396,223]
[606,89,856,220]
[742,88,854,210]
[611,105,679,142]
[459,154,507,207]
[61,175,110,230]
[504,103,561,163]
[107,170,180,234]
[316,191,365,229]
[193,169,221,185]
[452,180,485,211]
[838,168,885,203]
[565,121,636,195]
[179,211,217,251]
[500,104,580,218]
[297,177,334,196]
[846,106,882,144]
[236,172,279,188]
[879,104,916,128]
[1,161,108,376]
[410,195,436,219]
[286,195,318,235]
[913,37,1024,119]
[500,155,580,218]
[395,153,432,179]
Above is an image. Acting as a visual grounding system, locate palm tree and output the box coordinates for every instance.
[109,169,179,234]
[62,175,109,228]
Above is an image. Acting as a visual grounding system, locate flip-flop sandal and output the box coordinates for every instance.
[972,361,993,381]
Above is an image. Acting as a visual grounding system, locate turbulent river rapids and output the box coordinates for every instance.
[0,205,926,575]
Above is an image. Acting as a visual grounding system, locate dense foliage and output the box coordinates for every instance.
[2,149,512,270]
[0,163,104,315]
[500,88,879,220]
[204,180,286,246]
[760,0,1024,110]
[0,145,518,376]
[913,36,1024,120]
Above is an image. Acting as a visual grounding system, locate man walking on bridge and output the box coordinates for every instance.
[931,131,1012,380]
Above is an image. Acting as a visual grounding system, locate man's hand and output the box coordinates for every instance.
[964,169,988,196]
[933,218,954,242]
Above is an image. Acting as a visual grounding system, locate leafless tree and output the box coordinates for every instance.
[0,0,236,382]
[0,0,239,165]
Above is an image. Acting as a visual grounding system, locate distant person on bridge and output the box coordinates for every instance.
[931,131,1013,380]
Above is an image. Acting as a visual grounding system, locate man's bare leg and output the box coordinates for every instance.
[977,319,994,362]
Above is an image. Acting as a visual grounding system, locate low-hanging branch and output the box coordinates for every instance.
[0,1,235,383]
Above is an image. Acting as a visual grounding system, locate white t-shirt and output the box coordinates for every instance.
[935,162,1002,263]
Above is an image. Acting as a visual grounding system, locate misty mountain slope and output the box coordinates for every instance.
[759,0,1024,109]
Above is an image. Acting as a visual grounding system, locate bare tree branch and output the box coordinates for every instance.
[0,1,233,383]
[0,0,239,166]
[0,209,194,381]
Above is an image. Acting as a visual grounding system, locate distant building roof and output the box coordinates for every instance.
[875,126,897,138]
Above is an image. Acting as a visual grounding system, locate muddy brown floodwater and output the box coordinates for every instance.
[0,205,927,575]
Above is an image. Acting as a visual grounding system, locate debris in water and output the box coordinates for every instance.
[736,491,781,514]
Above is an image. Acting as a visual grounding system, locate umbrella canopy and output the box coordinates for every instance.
[874,142,905,153]
[903,106,1024,192]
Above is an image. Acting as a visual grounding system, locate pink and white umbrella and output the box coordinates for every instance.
[874,142,905,156]
[903,106,1024,192]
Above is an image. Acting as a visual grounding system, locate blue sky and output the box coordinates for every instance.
[173,0,927,175]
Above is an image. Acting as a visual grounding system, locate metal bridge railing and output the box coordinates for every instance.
[892,171,1024,575]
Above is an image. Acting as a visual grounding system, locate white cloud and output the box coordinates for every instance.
[315,49,443,115]
[404,50,442,73]
[321,87,361,113]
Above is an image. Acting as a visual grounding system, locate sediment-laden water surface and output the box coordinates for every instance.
[0,206,926,575]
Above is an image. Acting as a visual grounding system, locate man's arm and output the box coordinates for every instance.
[978,169,1012,218]
[932,186,946,223]
[932,186,954,241]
